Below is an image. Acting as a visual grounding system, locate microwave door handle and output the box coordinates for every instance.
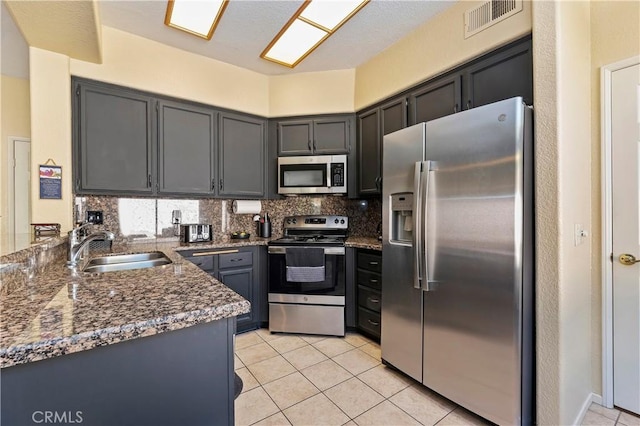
[413,161,424,289]
[327,163,331,188]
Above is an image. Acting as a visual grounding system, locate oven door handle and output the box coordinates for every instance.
[267,246,345,255]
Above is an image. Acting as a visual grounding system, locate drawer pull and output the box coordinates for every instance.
[193,249,239,256]
[369,261,379,265]
[369,279,378,283]
[368,297,380,304]
[367,319,380,326]
[229,258,243,262]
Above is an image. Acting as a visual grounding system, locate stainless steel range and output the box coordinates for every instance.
[268,215,348,337]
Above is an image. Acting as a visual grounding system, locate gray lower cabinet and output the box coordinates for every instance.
[181,246,260,333]
[158,100,216,195]
[1,319,236,426]
[74,82,154,195]
[218,112,266,198]
[356,249,382,340]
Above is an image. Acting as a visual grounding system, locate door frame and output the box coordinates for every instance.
[601,55,640,408]
[6,136,31,237]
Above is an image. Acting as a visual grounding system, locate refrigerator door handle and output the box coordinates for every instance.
[413,161,424,289]
[422,160,436,292]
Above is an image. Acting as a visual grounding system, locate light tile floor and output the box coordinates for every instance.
[582,403,640,426]
[234,329,491,426]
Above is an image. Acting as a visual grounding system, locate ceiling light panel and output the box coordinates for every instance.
[263,19,328,67]
[261,0,369,68]
[165,0,228,40]
[300,0,368,31]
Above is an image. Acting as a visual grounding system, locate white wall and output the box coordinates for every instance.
[354,0,532,110]
[29,48,72,231]
[532,1,593,424]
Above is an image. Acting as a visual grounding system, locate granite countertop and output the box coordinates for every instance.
[0,241,251,368]
[345,236,382,251]
[0,235,379,368]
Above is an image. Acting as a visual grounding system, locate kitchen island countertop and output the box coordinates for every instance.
[0,241,251,368]
[0,234,380,368]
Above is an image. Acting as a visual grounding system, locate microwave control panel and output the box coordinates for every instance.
[330,163,345,187]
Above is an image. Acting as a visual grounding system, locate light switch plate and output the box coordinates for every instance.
[574,223,587,246]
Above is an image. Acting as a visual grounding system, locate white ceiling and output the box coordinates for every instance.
[1,0,456,79]
[98,0,455,76]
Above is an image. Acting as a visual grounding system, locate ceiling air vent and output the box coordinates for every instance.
[464,0,523,38]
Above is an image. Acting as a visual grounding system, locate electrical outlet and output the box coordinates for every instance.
[87,210,104,225]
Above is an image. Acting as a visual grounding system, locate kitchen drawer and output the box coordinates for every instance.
[357,251,381,273]
[358,286,381,313]
[358,307,381,338]
[356,269,381,291]
[219,251,253,269]
[184,255,214,272]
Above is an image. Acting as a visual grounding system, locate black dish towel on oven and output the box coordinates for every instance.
[285,248,325,282]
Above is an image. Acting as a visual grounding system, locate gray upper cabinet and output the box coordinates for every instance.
[409,74,462,125]
[277,120,313,155]
[73,78,268,199]
[218,112,266,198]
[357,97,407,196]
[313,118,350,154]
[463,38,533,109]
[357,108,381,196]
[158,101,216,195]
[277,116,351,156]
[75,82,154,195]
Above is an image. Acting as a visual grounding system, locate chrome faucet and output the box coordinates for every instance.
[67,224,115,268]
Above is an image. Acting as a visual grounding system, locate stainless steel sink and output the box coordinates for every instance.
[82,252,172,273]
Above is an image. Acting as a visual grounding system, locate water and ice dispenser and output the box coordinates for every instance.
[390,193,413,244]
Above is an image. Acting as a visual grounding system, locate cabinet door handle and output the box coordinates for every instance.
[147,174,152,188]
[454,104,459,113]
[313,140,317,151]
[466,100,472,110]
[211,179,215,191]
[308,139,312,151]
[367,319,380,326]
[220,179,224,191]
[368,297,380,304]
[193,249,239,256]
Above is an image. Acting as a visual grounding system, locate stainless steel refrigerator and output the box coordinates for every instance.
[381,97,533,425]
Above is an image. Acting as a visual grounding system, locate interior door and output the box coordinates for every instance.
[612,62,640,415]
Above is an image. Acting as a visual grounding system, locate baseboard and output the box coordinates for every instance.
[574,393,603,425]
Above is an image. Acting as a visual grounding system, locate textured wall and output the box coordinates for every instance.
[533,1,595,424]
[1,75,31,236]
[71,26,270,117]
[29,48,73,232]
[589,0,640,396]
[556,1,593,423]
[532,2,562,423]
[354,0,532,110]
[269,69,355,117]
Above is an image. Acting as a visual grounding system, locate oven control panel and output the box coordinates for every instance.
[284,215,348,230]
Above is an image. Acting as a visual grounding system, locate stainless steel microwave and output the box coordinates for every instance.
[278,155,347,195]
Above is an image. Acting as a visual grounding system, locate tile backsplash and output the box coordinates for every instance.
[77,196,381,243]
